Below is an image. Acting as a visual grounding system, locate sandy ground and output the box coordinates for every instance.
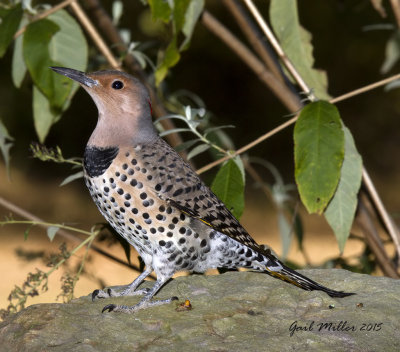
[0,164,391,311]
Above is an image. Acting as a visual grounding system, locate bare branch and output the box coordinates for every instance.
[356,193,399,278]
[362,169,400,265]
[14,0,76,39]
[201,11,301,112]
[390,0,400,27]
[69,1,121,69]
[222,0,284,82]
[242,0,315,100]
[0,195,149,275]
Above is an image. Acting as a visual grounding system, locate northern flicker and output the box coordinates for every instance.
[51,67,354,313]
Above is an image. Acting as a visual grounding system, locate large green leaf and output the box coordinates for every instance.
[48,10,88,72]
[324,127,362,253]
[148,0,171,22]
[11,17,28,88]
[211,158,245,219]
[47,9,88,108]
[23,19,69,108]
[172,0,191,32]
[0,3,23,58]
[24,10,88,142]
[294,101,344,214]
[32,86,59,143]
[270,0,330,99]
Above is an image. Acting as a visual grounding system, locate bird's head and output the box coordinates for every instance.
[51,66,156,147]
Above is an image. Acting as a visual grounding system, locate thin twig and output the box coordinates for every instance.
[69,1,121,69]
[222,0,284,82]
[0,195,146,274]
[13,0,76,39]
[242,0,315,100]
[390,0,400,28]
[330,73,400,104]
[356,194,399,278]
[201,11,301,112]
[362,169,400,264]
[196,115,297,174]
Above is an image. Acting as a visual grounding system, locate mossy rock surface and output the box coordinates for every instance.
[0,270,399,352]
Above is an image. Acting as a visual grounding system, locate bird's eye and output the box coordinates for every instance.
[112,80,124,90]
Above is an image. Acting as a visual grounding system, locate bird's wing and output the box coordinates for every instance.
[151,139,260,250]
[165,186,259,248]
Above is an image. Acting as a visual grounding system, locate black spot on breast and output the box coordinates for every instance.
[84,146,119,177]
[173,189,183,197]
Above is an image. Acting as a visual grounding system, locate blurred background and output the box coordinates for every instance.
[0,0,399,310]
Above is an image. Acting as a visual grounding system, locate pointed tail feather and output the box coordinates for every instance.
[264,263,355,298]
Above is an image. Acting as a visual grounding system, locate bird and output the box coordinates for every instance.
[51,66,354,313]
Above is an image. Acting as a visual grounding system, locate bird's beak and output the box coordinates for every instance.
[50,67,98,88]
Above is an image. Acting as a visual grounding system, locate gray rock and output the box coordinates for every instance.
[0,270,399,352]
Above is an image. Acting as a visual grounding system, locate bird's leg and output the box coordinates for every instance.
[102,275,177,313]
[92,267,153,300]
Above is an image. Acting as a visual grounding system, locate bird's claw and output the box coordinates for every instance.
[92,289,100,301]
[102,304,117,313]
[92,288,114,301]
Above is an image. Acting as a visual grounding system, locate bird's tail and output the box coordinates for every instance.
[262,257,354,298]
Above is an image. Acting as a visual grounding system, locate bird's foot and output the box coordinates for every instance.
[92,287,150,301]
[102,296,178,314]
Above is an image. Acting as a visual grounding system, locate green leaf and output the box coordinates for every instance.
[47,226,59,241]
[159,127,191,137]
[148,0,171,22]
[181,0,204,50]
[0,3,23,58]
[24,10,88,141]
[0,117,14,179]
[211,158,245,219]
[24,226,32,241]
[11,17,28,88]
[381,29,400,74]
[23,19,63,101]
[294,101,344,214]
[270,0,330,99]
[324,127,362,253]
[175,138,199,152]
[33,86,60,143]
[278,210,291,261]
[153,0,204,85]
[47,9,88,105]
[60,170,84,186]
[155,37,180,86]
[173,0,190,33]
[48,9,88,72]
[187,143,210,159]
